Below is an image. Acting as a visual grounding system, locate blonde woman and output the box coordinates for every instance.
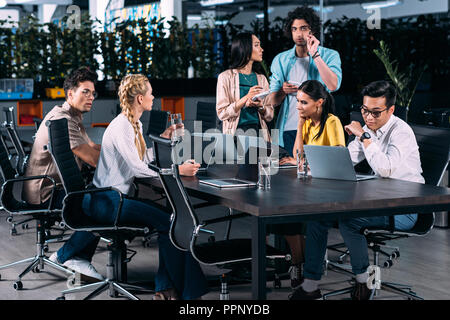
[84,74,208,300]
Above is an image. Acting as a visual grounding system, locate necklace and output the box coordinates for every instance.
[240,71,254,83]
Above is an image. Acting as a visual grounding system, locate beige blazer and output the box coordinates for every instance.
[216,69,274,141]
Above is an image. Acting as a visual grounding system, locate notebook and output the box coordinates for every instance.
[303,145,377,181]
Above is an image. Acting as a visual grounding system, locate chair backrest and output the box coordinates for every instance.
[147,109,170,137]
[149,134,199,251]
[0,134,16,182]
[196,101,220,132]
[402,124,450,234]
[46,118,90,228]
[46,118,86,194]
[411,124,450,186]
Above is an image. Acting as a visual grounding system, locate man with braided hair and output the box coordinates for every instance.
[88,74,208,300]
[24,66,103,281]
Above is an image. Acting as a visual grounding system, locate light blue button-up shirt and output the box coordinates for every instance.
[269,45,342,148]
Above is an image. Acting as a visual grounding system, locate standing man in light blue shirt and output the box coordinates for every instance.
[269,6,342,155]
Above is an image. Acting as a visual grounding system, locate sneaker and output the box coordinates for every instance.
[351,281,373,300]
[62,257,104,281]
[49,252,60,264]
[289,286,322,300]
[289,264,303,289]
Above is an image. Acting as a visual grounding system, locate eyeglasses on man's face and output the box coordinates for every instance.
[292,25,311,32]
[360,105,390,118]
[80,89,98,99]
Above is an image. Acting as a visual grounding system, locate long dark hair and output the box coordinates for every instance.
[229,32,254,70]
[298,80,335,141]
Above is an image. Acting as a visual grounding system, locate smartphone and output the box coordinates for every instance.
[288,80,301,87]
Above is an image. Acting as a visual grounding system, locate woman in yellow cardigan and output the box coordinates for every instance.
[276,80,345,290]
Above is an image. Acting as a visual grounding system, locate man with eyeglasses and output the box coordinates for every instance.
[290,80,424,300]
[266,5,342,291]
[23,67,103,281]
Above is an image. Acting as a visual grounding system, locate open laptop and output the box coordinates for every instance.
[199,140,258,188]
[190,133,218,172]
[303,145,377,181]
[198,163,257,188]
[236,135,296,169]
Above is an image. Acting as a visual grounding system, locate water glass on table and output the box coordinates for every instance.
[257,156,271,190]
[296,149,308,179]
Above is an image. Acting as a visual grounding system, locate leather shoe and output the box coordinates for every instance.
[289,286,322,300]
[351,281,373,300]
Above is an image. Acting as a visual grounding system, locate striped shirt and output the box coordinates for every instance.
[93,113,156,194]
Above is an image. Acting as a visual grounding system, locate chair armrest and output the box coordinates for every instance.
[193,202,218,210]
[3,174,57,185]
[148,162,161,173]
[2,174,60,211]
[199,212,249,227]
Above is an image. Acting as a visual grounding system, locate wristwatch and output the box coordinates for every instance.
[359,132,371,142]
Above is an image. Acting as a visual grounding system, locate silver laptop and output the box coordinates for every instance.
[303,145,376,181]
[199,178,256,188]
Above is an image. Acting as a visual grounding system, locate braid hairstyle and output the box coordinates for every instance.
[118,74,149,160]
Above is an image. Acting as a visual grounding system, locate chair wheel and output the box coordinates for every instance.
[142,240,152,248]
[13,281,23,290]
[6,216,13,223]
[10,228,17,236]
[67,275,77,289]
[391,250,400,259]
[383,259,393,268]
[32,265,41,273]
[43,245,49,253]
[56,296,65,300]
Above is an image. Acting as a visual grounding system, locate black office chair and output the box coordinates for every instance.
[147,109,170,137]
[324,124,450,300]
[0,135,74,290]
[148,134,289,298]
[196,101,222,132]
[46,118,153,300]
[2,107,29,176]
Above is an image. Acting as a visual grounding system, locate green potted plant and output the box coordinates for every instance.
[373,40,427,122]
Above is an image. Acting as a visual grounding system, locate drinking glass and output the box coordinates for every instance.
[169,113,183,140]
[296,149,308,179]
[257,156,271,189]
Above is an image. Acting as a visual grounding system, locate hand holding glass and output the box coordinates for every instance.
[169,113,184,140]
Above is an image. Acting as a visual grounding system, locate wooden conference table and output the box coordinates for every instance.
[137,164,450,300]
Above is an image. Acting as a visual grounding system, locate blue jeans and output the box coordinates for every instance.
[45,190,99,264]
[283,130,297,157]
[303,214,417,280]
[81,190,209,300]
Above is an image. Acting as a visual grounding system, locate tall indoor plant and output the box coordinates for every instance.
[373,40,427,122]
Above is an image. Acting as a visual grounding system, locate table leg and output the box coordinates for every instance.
[251,216,266,300]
